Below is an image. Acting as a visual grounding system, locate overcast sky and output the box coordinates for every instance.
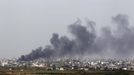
[0,0,134,58]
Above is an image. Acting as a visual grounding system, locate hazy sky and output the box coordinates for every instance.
[0,0,134,58]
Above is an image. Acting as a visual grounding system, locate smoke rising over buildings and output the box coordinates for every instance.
[19,14,134,61]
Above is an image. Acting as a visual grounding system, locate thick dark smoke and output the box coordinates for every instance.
[19,14,134,61]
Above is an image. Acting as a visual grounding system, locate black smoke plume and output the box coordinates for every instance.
[19,14,134,61]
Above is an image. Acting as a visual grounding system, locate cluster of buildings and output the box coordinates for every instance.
[1,58,134,71]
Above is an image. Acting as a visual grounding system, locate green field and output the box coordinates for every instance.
[0,69,134,75]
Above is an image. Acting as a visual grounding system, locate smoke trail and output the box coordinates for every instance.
[19,14,134,61]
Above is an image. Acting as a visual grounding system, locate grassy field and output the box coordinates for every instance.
[0,69,134,75]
